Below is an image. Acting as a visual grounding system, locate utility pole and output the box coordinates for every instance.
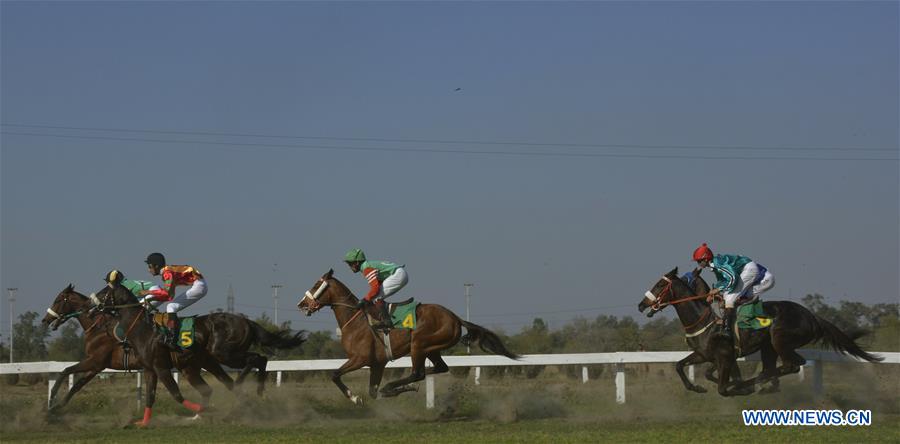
[272,284,282,326]
[226,283,235,314]
[7,288,17,363]
[464,283,473,354]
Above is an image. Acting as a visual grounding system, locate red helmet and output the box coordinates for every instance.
[692,243,713,262]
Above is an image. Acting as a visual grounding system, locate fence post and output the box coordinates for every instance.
[276,371,283,387]
[48,375,56,407]
[173,371,179,384]
[582,366,589,384]
[69,373,74,390]
[688,365,695,384]
[811,360,823,399]
[425,375,435,409]
[615,363,625,404]
[474,367,481,386]
[797,364,805,382]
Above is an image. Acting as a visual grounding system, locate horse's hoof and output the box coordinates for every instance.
[188,414,202,421]
[689,385,707,393]
[350,395,363,405]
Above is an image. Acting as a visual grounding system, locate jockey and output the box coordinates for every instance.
[692,243,775,339]
[103,270,161,306]
[343,248,408,331]
[141,252,208,347]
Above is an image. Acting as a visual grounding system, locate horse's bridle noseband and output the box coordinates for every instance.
[645,276,674,310]
[299,280,330,315]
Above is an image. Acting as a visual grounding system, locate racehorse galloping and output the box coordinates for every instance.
[638,268,882,397]
[41,285,235,412]
[298,269,519,404]
[96,284,306,426]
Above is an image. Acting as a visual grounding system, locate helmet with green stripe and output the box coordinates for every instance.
[344,248,366,263]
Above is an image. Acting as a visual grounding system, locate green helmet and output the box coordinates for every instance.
[344,248,366,263]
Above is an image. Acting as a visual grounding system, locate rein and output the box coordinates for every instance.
[647,275,716,335]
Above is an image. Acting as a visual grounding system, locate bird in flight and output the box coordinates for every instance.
[454,87,462,92]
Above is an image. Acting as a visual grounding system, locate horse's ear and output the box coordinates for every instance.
[666,267,678,278]
[65,283,74,292]
[325,268,334,279]
[692,268,701,277]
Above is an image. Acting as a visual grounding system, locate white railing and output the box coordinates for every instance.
[2,350,896,409]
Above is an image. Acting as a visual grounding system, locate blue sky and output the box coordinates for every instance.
[1,1,897,336]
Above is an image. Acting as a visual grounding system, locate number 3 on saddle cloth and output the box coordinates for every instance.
[151,313,197,349]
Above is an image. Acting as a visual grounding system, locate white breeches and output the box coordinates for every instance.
[165,279,208,313]
[377,267,408,300]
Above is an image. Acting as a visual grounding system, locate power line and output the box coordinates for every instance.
[2,131,896,162]
[2,122,892,152]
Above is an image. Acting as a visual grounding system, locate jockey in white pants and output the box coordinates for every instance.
[140,252,208,347]
[693,243,775,339]
[343,248,409,332]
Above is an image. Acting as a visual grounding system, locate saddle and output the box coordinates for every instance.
[151,313,196,349]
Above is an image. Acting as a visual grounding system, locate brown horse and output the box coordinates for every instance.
[638,268,882,396]
[41,285,235,412]
[95,283,306,426]
[297,269,518,403]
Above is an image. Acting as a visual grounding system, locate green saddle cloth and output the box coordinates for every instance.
[390,299,419,330]
[737,301,772,330]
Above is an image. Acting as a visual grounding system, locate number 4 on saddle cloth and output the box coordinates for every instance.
[150,313,197,349]
[388,299,419,330]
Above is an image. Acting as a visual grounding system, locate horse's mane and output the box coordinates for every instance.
[97,284,139,305]
[326,276,360,303]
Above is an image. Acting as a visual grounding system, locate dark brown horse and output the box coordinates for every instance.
[95,283,306,426]
[638,268,882,396]
[297,269,518,403]
[41,285,235,412]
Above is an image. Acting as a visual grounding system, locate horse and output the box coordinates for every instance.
[41,284,235,412]
[297,269,519,404]
[637,267,882,396]
[95,283,307,426]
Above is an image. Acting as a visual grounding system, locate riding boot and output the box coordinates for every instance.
[721,307,736,340]
[164,313,180,349]
[375,299,393,332]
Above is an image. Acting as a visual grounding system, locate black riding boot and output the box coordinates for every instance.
[164,313,180,349]
[721,307,736,340]
[375,300,393,332]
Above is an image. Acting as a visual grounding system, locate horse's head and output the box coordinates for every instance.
[297,269,357,316]
[42,284,89,330]
[638,267,699,317]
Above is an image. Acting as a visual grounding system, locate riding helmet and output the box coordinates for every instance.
[145,252,166,268]
[344,248,366,263]
[104,269,125,284]
[692,243,714,262]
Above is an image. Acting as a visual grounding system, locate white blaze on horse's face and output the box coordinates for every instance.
[640,276,672,316]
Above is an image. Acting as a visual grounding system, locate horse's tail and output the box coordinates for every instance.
[769,301,883,363]
[812,315,882,363]
[458,318,520,360]
[249,321,306,354]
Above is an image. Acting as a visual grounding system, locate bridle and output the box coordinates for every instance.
[644,275,714,336]
[298,278,364,330]
[299,279,331,315]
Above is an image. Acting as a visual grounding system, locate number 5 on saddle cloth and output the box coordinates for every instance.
[150,313,196,349]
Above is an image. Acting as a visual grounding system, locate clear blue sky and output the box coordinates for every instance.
[1,1,897,337]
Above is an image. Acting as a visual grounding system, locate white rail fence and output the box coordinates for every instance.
[2,350,896,410]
